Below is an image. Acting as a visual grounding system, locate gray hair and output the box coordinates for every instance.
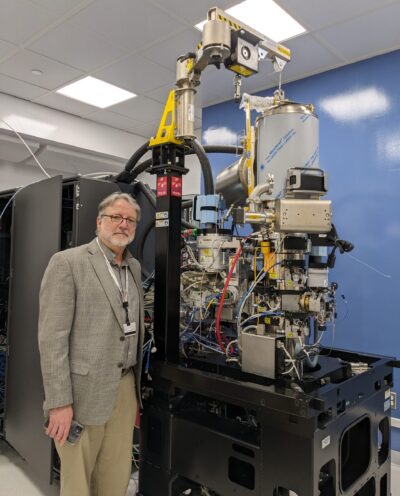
[98,192,141,222]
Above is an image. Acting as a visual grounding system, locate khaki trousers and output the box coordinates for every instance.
[55,371,137,496]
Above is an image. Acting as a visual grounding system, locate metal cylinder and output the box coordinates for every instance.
[215,154,247,206]
[176,58,189,85]
[202,20,231,51]
[176,85,196,140]
[255,102,319,200]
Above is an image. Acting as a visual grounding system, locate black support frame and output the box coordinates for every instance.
[139,142,397,495]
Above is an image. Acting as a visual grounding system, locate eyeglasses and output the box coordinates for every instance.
[101,214,138,227]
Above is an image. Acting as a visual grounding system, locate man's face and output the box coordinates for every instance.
[96,199,138,249]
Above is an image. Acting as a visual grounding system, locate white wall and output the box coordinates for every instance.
[0,93,202,194]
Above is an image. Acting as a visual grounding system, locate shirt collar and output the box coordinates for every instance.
[97,238,132,267]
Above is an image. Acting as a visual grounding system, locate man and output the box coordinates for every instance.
[38,192,144,496]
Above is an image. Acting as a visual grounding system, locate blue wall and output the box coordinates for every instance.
[203,49,400,449]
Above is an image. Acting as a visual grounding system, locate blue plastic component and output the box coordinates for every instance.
[194,194,220,225]
[311,246,328,257]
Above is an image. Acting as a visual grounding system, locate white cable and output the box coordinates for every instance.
[225,339,238,357]
[0,179,44,222]
[0,118,51,178]
[281,344,301,380]
[241,325,258,333]
[81,172,116,177]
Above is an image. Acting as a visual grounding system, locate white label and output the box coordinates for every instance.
[322,436,330,449]
[384,399,391,412]
[156,219,169,228]
[156,211,169,220]
[385,389,391,400]
[187,104,195,122]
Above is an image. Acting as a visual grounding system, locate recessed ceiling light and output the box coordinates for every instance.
[56,76,136,109]
[31,69,43,76]
[195,0,306,42]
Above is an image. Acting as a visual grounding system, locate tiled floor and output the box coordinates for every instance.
[1,438,399,495]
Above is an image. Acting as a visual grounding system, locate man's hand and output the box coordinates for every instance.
[46,405,73,447]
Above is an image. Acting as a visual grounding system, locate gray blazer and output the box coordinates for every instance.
[38,238,144,425]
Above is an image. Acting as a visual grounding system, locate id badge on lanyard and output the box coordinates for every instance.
[123,322,136,337]
[97,238,137,337]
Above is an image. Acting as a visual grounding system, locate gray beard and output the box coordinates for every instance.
[102,232,134,248]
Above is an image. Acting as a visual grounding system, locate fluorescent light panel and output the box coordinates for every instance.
[195,0,306,42]
[57,76,136,109]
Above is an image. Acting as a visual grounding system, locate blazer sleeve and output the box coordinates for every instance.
[38,251,76,412]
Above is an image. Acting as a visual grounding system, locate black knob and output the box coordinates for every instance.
[120,336,125,342]
[118,362,123,368]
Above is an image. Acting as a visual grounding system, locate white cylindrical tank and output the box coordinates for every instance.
[256,102,319,200]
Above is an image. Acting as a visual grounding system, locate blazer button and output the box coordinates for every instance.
[118,362,123,368]
[120,336,125,342]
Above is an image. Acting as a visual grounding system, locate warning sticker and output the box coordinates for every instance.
[171,176,182,197]
[156,219,169,228]
[157,176,168,197]
[156,212,169,220]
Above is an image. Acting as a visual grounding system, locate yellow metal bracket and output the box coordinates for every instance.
[244,99,255,196]
[149,90,183,147]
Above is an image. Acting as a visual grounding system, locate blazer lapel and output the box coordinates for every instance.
[88,241,125,331]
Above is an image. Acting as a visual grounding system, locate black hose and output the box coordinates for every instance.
[114,140,150,183]
[136,180,192,212]
[181,218,194,229]
[125,140,215,195]
[192,138,214,195]
[129,158,152,181]
[135,180,156,208]
[203,145,243,155]
[136,214,193,269]
[137,218,154,267]
[126,143,242,188]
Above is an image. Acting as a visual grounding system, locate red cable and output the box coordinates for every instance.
[215,243,244,353]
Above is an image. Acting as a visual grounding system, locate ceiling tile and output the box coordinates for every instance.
[273,33,344,83]
[276,0,396,31]
[93,54,175,94]
[69,0,185,51]
[28,0,88,15]
[28,21,128,72]
[33,92,98,116]
[110,96,165,123]
[316,3,400,61]
[0,0,59,44]
[144,84,172,104]
[0,50,82,90]
[0,39,17,60]
[0,74,48,100]
[86,110,144,132]
[141,29,201,70]
[150,0,241,25]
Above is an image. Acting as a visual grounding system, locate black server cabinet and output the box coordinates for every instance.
[0,191,14,437]
[3,176,120,493]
